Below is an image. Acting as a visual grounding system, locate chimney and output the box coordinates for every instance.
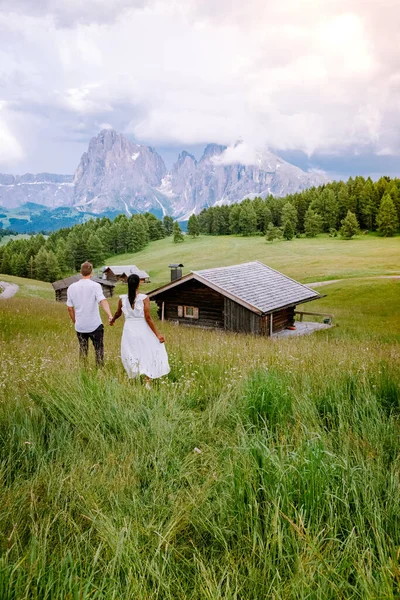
[169,263,184,282]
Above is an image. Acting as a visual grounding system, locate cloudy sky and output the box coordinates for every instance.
[0,0,399,178]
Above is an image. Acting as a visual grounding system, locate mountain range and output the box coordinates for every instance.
[0,129,326,220]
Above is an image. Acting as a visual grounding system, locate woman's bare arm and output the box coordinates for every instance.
[143,297,165,342]
[110,298,123,325]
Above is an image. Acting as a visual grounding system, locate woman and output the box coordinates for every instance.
[110,274,170,382]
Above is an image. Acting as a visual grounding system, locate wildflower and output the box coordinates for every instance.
[194,447,202,454]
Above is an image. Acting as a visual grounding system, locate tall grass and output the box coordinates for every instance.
[0,281,400,598]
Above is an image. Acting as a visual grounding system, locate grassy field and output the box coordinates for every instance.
[112,233,400,288]
[1,237,400,598]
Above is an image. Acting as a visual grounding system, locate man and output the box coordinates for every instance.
[67,261,113,366]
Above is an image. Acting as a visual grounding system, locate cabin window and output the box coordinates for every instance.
[177,305,199,319]
[184,306,199,319]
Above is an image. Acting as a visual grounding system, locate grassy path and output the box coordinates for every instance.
[309,274,400,287]
[0,281,19,298]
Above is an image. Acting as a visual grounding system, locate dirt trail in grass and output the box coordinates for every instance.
[0,282,19,299]
[309,275,400,288]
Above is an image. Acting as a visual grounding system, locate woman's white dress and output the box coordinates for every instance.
[120,293,170,379]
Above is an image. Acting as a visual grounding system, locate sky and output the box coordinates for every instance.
[0,0,399,179]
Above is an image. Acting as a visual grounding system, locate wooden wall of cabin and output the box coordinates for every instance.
[153,280,224,328]
[101,285,113,299]
[223,298,262,334]
[272,307,295,333]
[55,285,113,302]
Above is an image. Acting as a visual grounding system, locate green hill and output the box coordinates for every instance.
[110,234,400,289]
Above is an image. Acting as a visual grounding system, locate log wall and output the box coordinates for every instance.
[152,280,297,335]
[223,298,261,334]
[55,284,113,303]
[154,279,224,328]
[272,307,295,333]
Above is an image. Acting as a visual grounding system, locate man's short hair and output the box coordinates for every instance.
[81,261,93,276]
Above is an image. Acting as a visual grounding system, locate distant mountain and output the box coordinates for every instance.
[0,130,327,221]
[0,173,74,210]
[73,129,170,216]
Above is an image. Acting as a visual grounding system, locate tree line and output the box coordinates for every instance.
[1,175,399,282]
[194,175,400,240]
[0,213,175,282]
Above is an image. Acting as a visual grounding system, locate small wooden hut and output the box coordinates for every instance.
[148,261,322,336]
[52,275,115,303]
[102,265,150,283]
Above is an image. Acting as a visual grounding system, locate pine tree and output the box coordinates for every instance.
[173,222,184,243]
[55,239,69,274]
[198,209,213,234]
[322,189,339,231]
[145,213,165,240]
[239,204,257,236]
[187,214,200,238]
[387,182,400,227]
[28,255,36,279]
[304,207,323,237]
[211,208,227,235]
[376,193,399,237]
[129,216,148,252]
[115,216,130,253]
[340,210,360,239]
[65,231,87,271]
[283,220,295,240]
[0,248,12,274]
[282,202,298,237]
[163,215,174,236]
[337,183,351,221]
[87,233,105,267]
[35,247,50,281]
[229,205,242,234]
[360,179,379,230]
[266,223,282,242]
[46,251,61,282]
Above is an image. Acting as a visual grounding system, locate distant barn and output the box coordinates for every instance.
[148,261,322,336]
[52,275,115,303]
[102,265,150,283]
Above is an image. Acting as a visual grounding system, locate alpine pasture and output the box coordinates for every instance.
[1,234,399,599]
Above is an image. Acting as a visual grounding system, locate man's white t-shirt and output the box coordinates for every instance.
[66,278,106,333]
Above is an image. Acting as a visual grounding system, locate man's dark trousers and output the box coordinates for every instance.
[76,324,104,366]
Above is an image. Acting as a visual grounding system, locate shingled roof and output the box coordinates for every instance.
[148,261,321,314]
[51,275,115,291]
[103,265,149,279]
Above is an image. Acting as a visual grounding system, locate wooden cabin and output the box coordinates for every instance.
[102,265,150,283]
[148,261,322,336]
[52,275,115,303]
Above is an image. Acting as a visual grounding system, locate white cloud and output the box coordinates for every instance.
[0,0,147,27]
[211,142,258,167]
[0,0,399,173]
[0,112,24,165]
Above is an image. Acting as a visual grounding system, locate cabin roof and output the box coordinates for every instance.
[148,261,321,314]
[51,275,115,291]
[102,265,149,278]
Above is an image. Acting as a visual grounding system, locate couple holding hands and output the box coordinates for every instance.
[66,261,170,383]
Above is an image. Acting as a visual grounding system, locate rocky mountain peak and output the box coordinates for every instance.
[200,144,227,161]
[0,130,328,219]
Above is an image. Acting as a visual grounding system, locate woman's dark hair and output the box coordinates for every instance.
[127,274,140,308]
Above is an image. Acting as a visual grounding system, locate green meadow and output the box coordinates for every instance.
[1,234,400,599]
[112,233,400,287]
